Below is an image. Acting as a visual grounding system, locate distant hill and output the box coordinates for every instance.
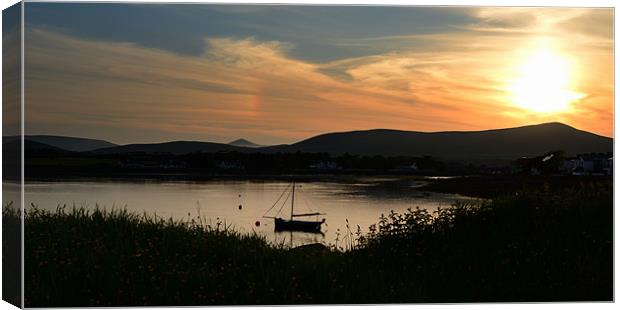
[3,135,117,152]
[228,138,264,148]
[265,122,613,164]
[92,141,246,155]
[3,138,69,155]
[31,122,612,165]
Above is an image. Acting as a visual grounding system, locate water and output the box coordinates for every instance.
[5,177,476,248]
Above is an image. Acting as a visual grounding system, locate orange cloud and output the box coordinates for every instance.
[24,8,613,145]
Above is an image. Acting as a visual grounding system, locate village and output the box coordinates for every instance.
[111,150,614,177]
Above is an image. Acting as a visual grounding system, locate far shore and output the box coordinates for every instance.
[10,173,611,200]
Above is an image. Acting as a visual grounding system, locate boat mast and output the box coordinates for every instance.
[290,181,295,220]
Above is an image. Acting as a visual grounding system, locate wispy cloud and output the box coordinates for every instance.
[27,28,476,144]
[24,7,613,144]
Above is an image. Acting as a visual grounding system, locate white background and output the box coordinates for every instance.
[0,0,617,309]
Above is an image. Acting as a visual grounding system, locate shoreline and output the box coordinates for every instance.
[16,173,612,194]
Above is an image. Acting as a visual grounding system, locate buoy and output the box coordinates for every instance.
[255,220,260,227]
[238,204,243,210]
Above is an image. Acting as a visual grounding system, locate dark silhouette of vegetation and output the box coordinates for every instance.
[2,202,22,307]
[356,184,612,302]
[20,178,612,306]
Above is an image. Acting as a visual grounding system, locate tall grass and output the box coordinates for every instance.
[20,180,612,306]
[355,184,612,302]
[2,201,22,307]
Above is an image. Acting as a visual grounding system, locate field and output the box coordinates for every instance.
[10,177,613,306]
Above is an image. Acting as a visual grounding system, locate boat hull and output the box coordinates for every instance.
[274,218,324,233]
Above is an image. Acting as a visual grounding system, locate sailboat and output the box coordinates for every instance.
[263,181,325,233]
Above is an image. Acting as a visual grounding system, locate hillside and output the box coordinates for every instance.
[92,141,246,155]
[228,138,264,148]
[3,135,117,152]
[3,138,69,154]
[267,122,612,164]
[33,122,612,165]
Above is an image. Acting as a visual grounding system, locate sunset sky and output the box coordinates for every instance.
[21,3,613,145]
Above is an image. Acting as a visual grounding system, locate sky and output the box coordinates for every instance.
[16,3,614,145]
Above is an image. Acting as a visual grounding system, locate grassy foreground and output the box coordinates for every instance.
[2,202,21,307]
[17,180,612,306]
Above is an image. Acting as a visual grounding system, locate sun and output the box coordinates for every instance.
[507,47,585,113]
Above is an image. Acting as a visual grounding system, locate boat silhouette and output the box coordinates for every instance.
[263,181,325,233]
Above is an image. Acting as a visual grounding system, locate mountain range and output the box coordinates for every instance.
[92,141,247,155]
[228,138,264,148]
[8,122,612,164]
[269,122,612,164]
[4,135,117,152]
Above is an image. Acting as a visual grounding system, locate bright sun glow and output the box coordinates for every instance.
[507,47,585,113]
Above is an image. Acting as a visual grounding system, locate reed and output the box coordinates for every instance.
[18,179,612,306]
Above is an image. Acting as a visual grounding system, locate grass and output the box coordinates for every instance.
[2,201,22,307]
[14,179,613,306]
[356,183,612,302]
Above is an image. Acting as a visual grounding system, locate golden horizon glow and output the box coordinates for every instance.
[506,43,586,114]
[20,7,613,144]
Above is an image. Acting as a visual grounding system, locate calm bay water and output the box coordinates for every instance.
[5,177,476,247]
